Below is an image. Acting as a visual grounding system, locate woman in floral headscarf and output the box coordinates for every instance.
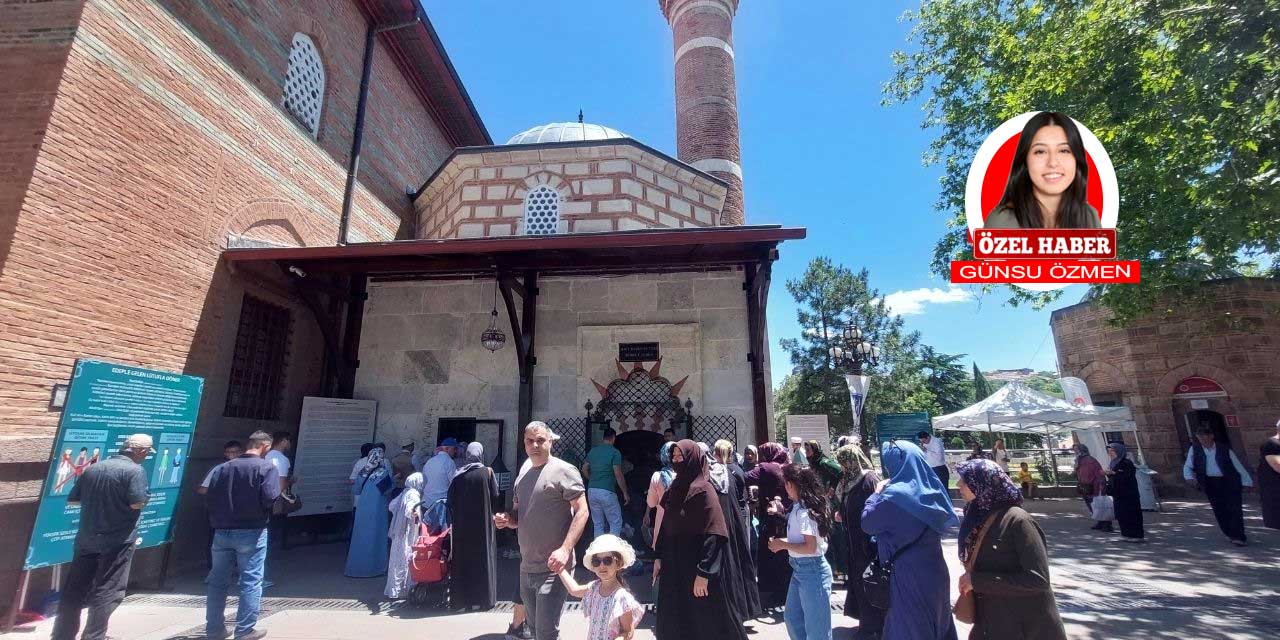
[834,444,883,637]
[955,459,1065,639]
[646,441,679,549]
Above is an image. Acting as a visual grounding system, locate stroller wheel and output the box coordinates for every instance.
[410,582,448,608]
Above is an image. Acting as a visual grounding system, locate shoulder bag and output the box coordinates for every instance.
[862,526,928,611]
[953,510,1001,624]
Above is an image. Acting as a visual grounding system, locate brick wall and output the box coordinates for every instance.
[0,0,459,608]
[1051,278,1280,484]
[660,0,744,225]
[414,141,728,238]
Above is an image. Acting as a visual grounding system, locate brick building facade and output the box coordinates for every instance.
[0,0,487,609]
[1051,278,1280,485]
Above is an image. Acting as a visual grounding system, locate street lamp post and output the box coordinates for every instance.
[828,324,879,446]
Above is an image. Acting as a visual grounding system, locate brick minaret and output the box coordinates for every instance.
[660,0,744,225]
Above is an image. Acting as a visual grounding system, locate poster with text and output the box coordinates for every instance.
[25,360,204,570]
[291,397,378,517]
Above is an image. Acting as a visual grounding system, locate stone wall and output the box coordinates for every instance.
[353,269,760,470]
[1051,278,1280,483]
[0,0,461,604]
[413,141,730,239]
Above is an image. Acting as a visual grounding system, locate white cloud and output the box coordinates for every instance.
[881,287,974,316]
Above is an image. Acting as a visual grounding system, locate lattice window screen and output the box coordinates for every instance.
[523,185,560,235]
[282,33,325,137]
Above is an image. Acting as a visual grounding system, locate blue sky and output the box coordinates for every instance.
[423,0,1079,387]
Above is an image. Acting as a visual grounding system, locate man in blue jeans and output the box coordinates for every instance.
[204,430,280,640]
[581,428,629,537]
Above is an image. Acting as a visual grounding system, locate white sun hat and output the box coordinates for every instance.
[583,534,636,569]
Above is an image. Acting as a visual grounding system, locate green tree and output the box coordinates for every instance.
[885,0,1280,323]
[972,362,993,401]
[776,258,925,444]
[920,347,972,414]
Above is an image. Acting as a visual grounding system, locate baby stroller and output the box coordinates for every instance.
[409,499,450,608]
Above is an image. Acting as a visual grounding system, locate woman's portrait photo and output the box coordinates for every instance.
[983,112,1102,229]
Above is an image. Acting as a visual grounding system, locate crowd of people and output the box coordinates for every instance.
[50,418,1280,640]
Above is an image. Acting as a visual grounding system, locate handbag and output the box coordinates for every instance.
[273,488,303,515]
[862,526,928,611]
[953,511,1000,624]
[1091,495,1115,521]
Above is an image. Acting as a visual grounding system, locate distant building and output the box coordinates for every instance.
[983,368,1037,382]
[1051,278,1280,484]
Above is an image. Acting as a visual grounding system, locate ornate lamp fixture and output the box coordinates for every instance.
[481,278,506,352]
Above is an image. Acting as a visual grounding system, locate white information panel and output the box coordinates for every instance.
[290,397,378,517]
[785,415,831,453]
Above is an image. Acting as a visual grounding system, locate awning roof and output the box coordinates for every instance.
[932,381,1134,435]
[222,226,806,278]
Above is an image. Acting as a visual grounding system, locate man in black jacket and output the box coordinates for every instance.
[204,430,280,640]
[52,434,152,640]
[1183,425,1254,546]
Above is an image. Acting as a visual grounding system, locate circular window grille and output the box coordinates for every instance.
[282,33,325,138]
[523,185,561,236]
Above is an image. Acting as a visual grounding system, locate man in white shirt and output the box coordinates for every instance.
[789,437,809,468]
[421,438,459,528]
[265,432,294,492]
[1183,426,1253,545]
[918,431,950,487]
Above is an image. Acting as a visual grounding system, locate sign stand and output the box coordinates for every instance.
[4,569,30,631]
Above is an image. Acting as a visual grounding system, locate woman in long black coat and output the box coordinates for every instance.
[1104,443,1144,542]
[446,442,500,609]
[712,441,762,622]
[835,444,883,637]
[655,440,746,640]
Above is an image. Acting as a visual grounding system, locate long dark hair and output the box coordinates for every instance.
[782,465,831,537]
[997,111,1092,228]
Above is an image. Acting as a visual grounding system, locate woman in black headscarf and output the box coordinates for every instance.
[654,440,746,640]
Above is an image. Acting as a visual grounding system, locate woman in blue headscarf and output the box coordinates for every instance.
[862,440,959,640]
[646,441,679,550]
[346,444,393,577]
[1104,443,1144,541]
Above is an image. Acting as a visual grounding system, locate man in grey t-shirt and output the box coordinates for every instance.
[494,422,587,640]
[52,433,152,640]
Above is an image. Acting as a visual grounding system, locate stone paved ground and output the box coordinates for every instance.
[7,499,1278,640]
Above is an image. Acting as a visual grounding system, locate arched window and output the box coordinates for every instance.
[282,33,325,137]
[523,185,560,235]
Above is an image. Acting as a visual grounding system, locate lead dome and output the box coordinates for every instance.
[505,122,630,145]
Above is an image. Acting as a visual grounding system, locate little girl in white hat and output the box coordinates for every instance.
[556,534,644,640]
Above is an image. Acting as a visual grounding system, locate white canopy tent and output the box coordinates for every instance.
[932,382,1159,509]
[932,381,1134,436]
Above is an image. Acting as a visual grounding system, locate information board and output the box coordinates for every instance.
[25,360,204,570]
[784,415,831,451]
[873,412,932,447]
[290,397,378,517]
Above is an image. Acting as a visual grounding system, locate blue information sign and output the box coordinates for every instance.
[873,412,932,448]
[24,360,204,570]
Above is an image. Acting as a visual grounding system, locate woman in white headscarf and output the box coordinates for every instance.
[385,472,424,599]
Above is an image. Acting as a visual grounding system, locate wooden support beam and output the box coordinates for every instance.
[336,274,368,397]
[744,260,772,444]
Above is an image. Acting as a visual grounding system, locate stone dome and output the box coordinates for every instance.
[505,122,630,145]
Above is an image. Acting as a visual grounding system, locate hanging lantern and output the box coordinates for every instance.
[481,279,506,352]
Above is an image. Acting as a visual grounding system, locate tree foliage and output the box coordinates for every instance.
[775,258,954,443]
[886,0,1280,323]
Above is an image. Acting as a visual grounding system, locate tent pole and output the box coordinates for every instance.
[1044,423,1059,485]
[1128,420,1148,467]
